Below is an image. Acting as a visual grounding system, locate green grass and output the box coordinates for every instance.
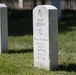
[0,10,76,75]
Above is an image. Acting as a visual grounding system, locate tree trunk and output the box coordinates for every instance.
[41,0,45,4]
[51,0,62,19]
[33,0,36,7]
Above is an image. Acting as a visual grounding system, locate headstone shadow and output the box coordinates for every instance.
[8,9,33,36]
[55,64,76,72]
[8,49,33,54]
[59,10,76,33]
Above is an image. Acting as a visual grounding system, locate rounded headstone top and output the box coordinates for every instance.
[42,5,57,10]
[0,4,7,7]
[34,5,57,10]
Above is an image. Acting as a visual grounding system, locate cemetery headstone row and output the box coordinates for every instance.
[0,3,58,71]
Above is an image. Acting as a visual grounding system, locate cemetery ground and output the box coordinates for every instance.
[0,9,76,75]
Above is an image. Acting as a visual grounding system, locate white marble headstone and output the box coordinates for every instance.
[33,5,58,70]
[0,4,8,54]
[19,0,23,8]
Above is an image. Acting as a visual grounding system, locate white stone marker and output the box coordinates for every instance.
[33,5,58,70]
[19,0,23,8]
[0,4,8,54]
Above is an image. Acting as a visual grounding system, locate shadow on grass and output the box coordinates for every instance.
[8,49,33,54]
[59,10,76,33]
[8,9,76,35]
[55,64,76,72]
[8,9,33,36]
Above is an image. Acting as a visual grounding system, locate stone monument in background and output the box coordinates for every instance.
[0,4,8,54]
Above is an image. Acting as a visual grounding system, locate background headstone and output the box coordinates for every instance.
[33,5,58,70]
[19,0,23,8]
[0,4,8,54]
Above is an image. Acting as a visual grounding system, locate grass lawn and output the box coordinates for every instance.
[0,10,76,75]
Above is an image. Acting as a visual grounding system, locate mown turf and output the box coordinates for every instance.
[0,10,76,75]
